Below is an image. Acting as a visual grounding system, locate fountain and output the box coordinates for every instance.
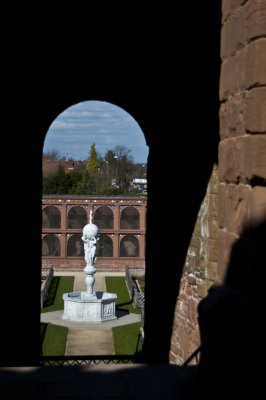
[62,210,117,323]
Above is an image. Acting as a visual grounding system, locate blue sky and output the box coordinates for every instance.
[43,101,149,163]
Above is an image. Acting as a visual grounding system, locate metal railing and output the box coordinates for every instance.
[40,355,137,366]
[40,266,54,309]
[125,267,145,308]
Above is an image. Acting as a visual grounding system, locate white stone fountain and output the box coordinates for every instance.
[62,211,117,323]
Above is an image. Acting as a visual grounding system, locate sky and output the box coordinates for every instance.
[43,101,149,164]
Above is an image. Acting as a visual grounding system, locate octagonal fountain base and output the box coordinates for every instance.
[62,291,117,323]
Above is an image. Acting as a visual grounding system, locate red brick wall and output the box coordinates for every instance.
[42,196,146,271]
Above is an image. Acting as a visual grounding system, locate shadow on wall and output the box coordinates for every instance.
[197,218,266,398]
[1,222,265,399]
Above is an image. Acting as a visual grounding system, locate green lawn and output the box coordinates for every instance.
[105,276,143,355]
[42,276,74,312]
[41,323,68,356]
[41,276,74,355]
[105,276,141,315]
[40,275,143,356]
[112,322,142,355]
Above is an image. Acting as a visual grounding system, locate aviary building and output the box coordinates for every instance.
[42,195,146,271]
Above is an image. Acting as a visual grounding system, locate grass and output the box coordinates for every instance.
[105,276,141,315]
[113,322,142,355]
[40,275,74,355]
[41,323,68,356]
[42,276,74,312]
[40,275,143,357]
[106,276,143,355]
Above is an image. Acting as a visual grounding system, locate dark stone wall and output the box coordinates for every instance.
[2,2,221,366]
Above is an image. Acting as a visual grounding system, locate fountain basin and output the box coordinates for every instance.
[62,291,117,323]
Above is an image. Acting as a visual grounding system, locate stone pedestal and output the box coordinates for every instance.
[62,291,117,323]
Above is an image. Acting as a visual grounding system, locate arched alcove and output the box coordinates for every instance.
[120,234,139,257]
[94,206,114,229]
[120,206,140,229]
[67,234,84,257]
[42,234,60,257]
[42,206,61,228]
[97,235,113,257]
[67,206,87,229]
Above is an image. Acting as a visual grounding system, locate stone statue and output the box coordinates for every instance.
[62,209,117,322]
[81,210,99,271]
[82,230,98,268]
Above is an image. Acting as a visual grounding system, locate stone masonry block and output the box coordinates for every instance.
[224,183,251,235]
[220,59,232,99]
[220,103,227,140]
[220,94,245,139]
[220,51,245,99]
[221,5,246,59]
[222,0,249,22]
[222,0,248,23]
[222,0,232,23]
[245,39,266,89]
[232,0,249,6]
[218,138,238,183]
[236,134,266,181]
[246,0,266,42]
[245,87,266,132]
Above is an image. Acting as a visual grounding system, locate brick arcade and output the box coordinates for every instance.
[42,195,146,271]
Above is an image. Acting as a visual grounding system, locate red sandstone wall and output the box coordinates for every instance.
[170,0,266,365]
[219,0,266,278]
[170,168,220,364]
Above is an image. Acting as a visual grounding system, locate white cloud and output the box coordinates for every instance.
[43,100,149,162]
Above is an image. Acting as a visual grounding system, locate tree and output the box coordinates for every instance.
[111,145,135,193]
[43,149,61,161]
[75,171,96,195]
[43,165,83,194]
[42,144,144,196]
[86,143,99,173]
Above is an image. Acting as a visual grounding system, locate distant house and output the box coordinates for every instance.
[131,178,147,193]
[42,157,86,175]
